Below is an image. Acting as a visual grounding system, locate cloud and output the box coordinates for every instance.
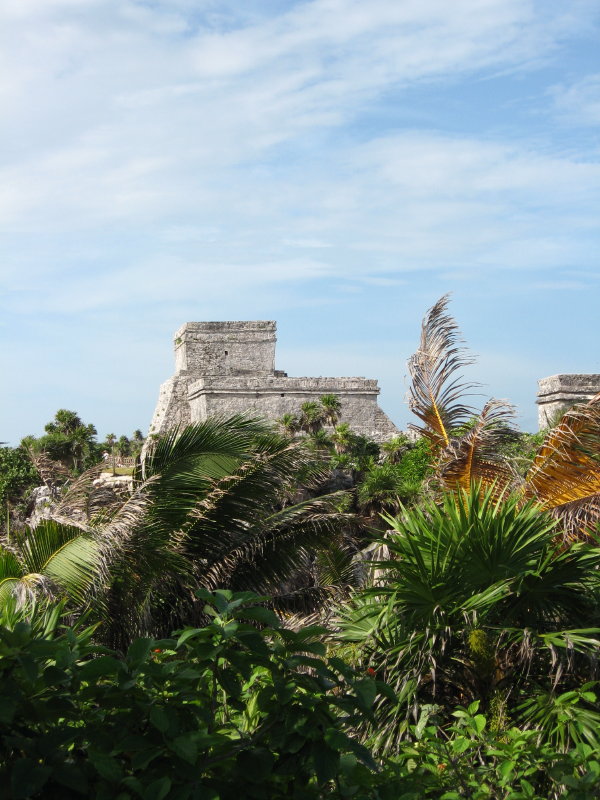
[1,0,599,443]
[551,73,600,125]
[1,0,597,235]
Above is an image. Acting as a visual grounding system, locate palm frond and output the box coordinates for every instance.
[524,394,600,535]
[194,491,354,598]
[407,294,478,451]
[141,415,266,482]
[438,399,517,497]
[51,463,121,521]
[16,519,100,607]
[25,447,71,487]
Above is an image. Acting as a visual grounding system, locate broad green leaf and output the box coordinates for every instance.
[312,742,340,784]
[126,637,153,667]
[150,706,170,733]
[143,776,171,800]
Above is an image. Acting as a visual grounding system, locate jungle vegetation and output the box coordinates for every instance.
[1,296,600,798]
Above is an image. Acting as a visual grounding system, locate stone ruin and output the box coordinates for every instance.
[147,321,399,442]
[537,374,600,428]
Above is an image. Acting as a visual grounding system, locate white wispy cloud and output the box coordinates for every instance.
[1,0,596,236]
[1,0,599,442]
[551,73,600,125]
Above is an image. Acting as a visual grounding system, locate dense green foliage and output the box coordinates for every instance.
[0,593,378,800]
[0,447,38,519]
[338,489,600,756]
[2,417,357,651]
[3,394,600,796]
[21,410,98,472]
[21,409,145,474]
[1,595,599,799]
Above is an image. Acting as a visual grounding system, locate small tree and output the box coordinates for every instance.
[278,413,300,437]
[320,394,342,427]
[24,410,98,472]
[299,401,326,435]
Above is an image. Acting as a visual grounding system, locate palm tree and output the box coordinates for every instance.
[338,488,600,754]
[116,435,130,458]
[27,410,98,472]
[331,423,354,455]
[130,429,145,458]
[278,413,300,437]
[407,295,600,539]
[299,401,326,435]
[3,416,356,650]
[380,435,409,464]
[356,463,420,517]
[319,394,342,427]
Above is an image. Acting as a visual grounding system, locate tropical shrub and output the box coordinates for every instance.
[337,488,600,755]
[0,591,380,800]
[0,447,39,531]
[356,463,421,516]
[22,410,99,473]
[375,701,600,799]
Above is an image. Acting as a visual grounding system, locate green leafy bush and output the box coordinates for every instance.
[0,447,38,523]
[0,591,378,799]
[338,489,600,754]
[373,702,600,799]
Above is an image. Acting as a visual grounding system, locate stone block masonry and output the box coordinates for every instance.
[537,374,600,428]
[148,321,399,442]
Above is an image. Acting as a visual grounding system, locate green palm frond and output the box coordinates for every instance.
[0,549,24,608]
[141,415,265,482]
[0,520,100,611]
[16,519,100,606]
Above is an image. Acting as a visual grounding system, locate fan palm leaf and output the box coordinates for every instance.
[336,488,600,753]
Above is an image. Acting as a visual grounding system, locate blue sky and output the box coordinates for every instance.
[2,0,599,444]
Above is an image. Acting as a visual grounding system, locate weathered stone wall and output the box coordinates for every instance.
[188,376,398,441]
[174,321,276,376]
[148,321,399,441]
[148,374,193,435]
[537,374,600,428]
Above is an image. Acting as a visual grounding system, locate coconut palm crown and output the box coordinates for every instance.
[407,295,600,538]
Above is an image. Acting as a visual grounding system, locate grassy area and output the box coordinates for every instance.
[100,466,134,476]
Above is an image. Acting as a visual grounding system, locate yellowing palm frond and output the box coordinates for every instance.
[439,399,516,498]
[524,393,600,534]
[407,294,478,452]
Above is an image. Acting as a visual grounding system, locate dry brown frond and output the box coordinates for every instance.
[51,464,120,521]
[26,448,71,488]
[407,294,478,452]
[524,394,600,535]
[439,399,517,499]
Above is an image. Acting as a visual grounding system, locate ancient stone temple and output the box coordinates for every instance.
[537,374,600,428]
[147,321,399,441]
